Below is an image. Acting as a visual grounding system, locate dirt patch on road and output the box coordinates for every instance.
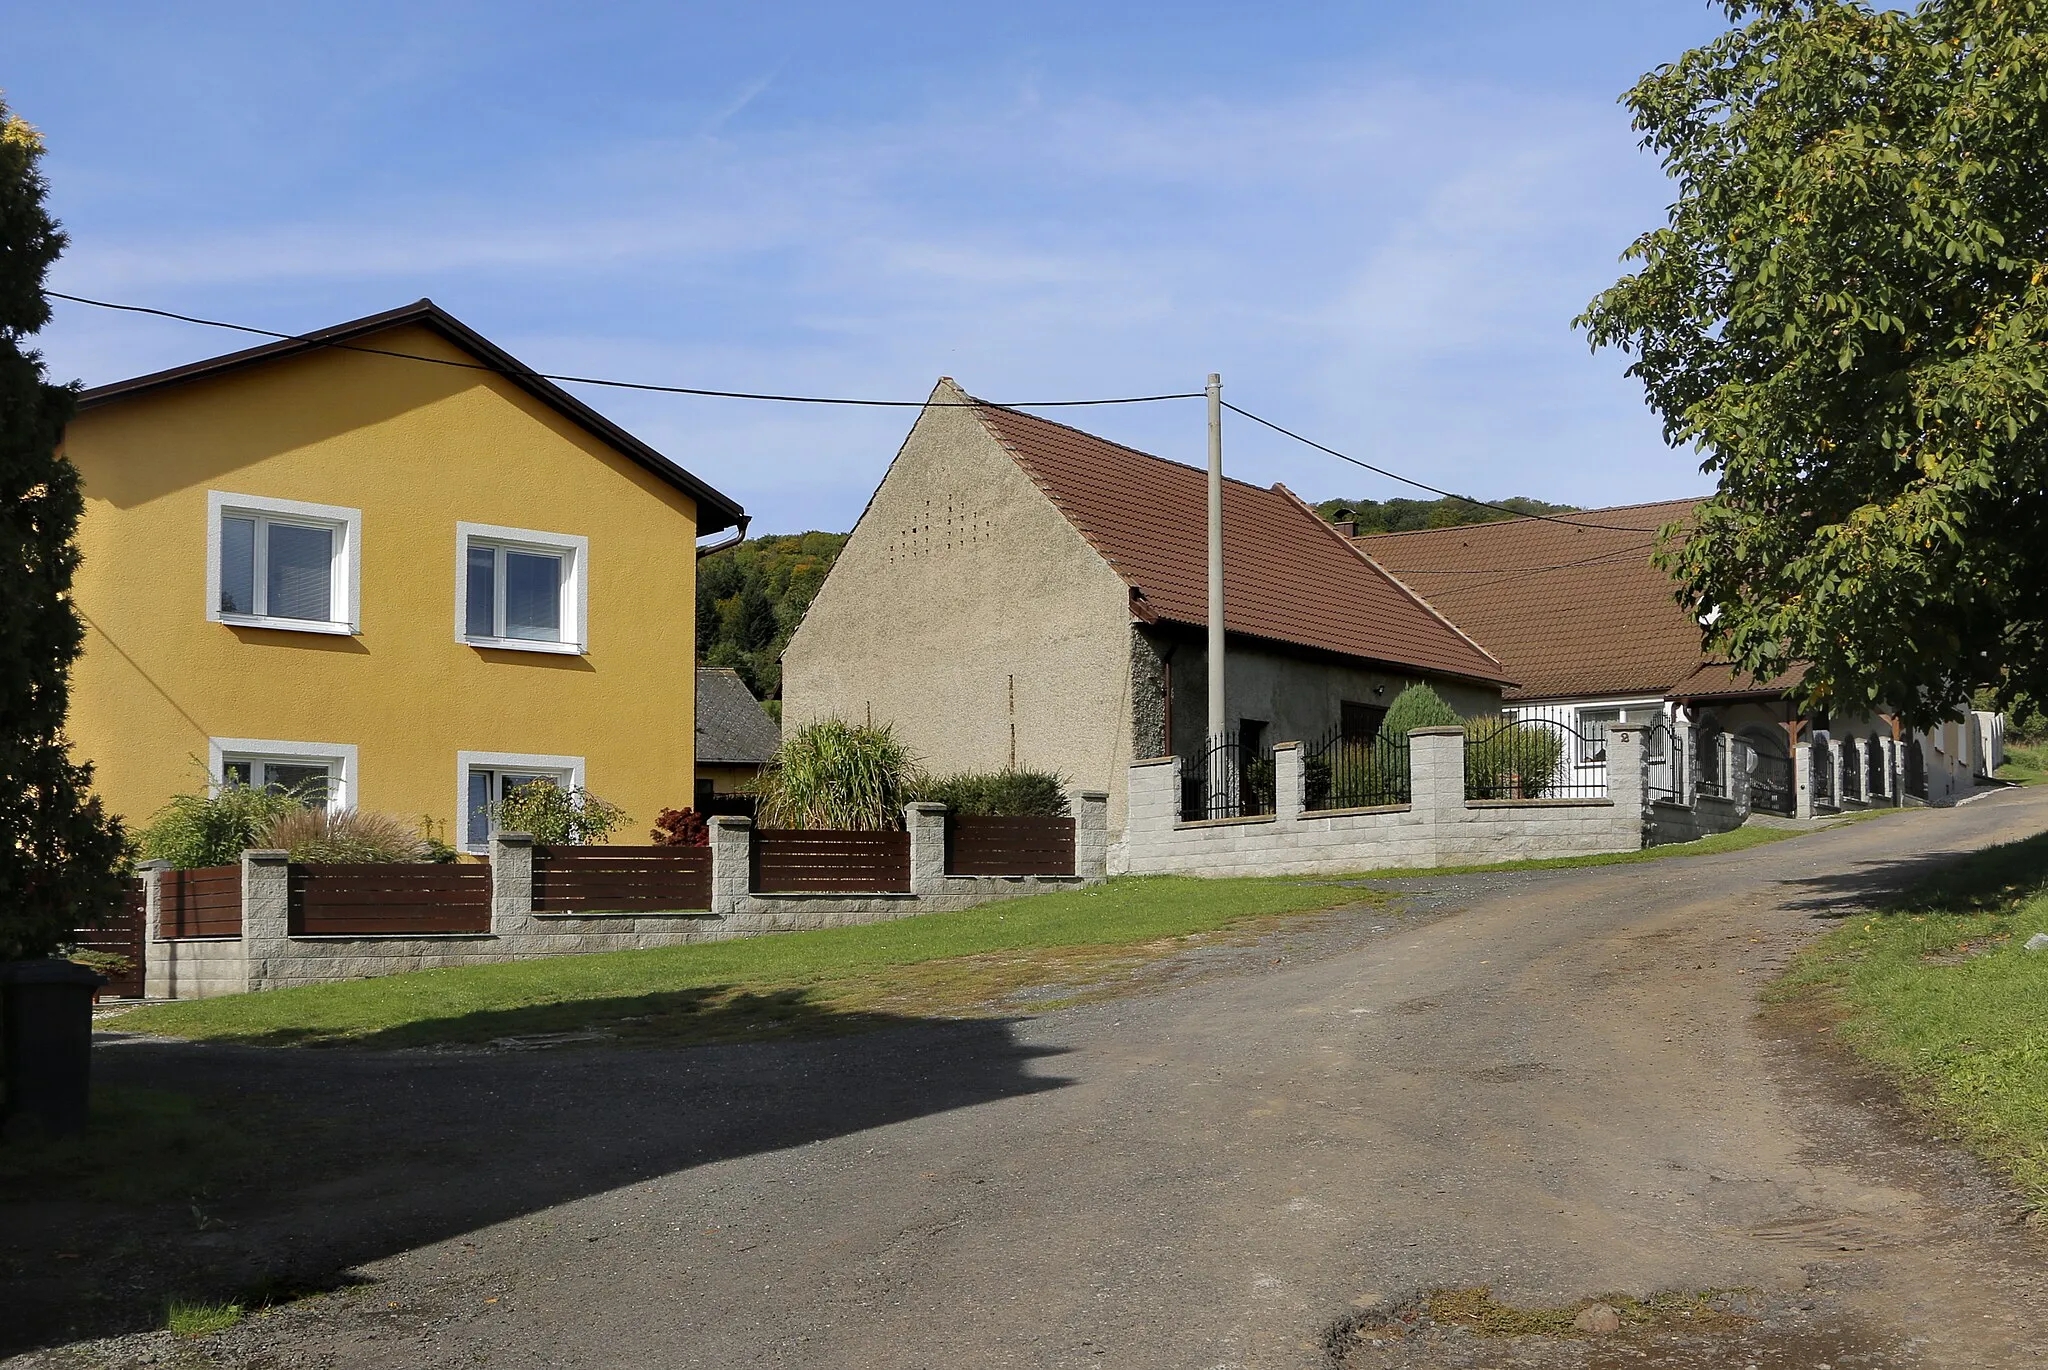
[1333,1287,1897,1369]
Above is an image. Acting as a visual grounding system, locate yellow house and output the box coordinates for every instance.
[63,300,746,851]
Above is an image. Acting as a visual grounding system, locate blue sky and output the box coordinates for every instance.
[15,2,1733,534]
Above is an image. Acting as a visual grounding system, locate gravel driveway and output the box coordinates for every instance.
[10,790,2048,1368]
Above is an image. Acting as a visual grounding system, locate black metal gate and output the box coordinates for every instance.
[1181,737,1276,821]
[1464,717,1607,800]
[1751,750,1795,815]
[1906,738,1927,799]
[1811,739,1835,810]
[1301,726,1410,811]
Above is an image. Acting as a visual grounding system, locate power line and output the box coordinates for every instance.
[42,291,1204,409]
[1220,400,1670,534]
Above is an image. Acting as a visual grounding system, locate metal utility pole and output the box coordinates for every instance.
[1207,373,1226,749]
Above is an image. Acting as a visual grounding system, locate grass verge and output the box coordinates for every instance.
[1771,831,2048,1209]
[166,1299,244,1337]
[106,875,1373,1050]
[1996,740,2048,786]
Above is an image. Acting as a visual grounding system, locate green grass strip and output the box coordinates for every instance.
[1773,830,2048,1210]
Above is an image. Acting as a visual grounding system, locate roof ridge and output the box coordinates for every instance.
[962,389,1286,499]
[75,299,747,534]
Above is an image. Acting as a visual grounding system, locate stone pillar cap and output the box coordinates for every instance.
[904,801,949,814]
[1407,726,1466,737]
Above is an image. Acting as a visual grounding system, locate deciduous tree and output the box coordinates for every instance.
[1581,0,2048,727]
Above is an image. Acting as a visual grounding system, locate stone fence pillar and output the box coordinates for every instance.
[1672,715,1694,804]
[1069,790,1110,879]
[1408,727,1467,835]
[138,860,169,999]
[709,815,752,916]
[1793,739,1814,819]
[240,849,290,993]
[490,831,535,934]
[1725,736,1752,815]
[1274,741,1304,823]
[1605,721,1648,822]
[906,802,948,896]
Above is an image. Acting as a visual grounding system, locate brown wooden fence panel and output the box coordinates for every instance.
[69,880,147,997]
[162,865,243,938]
[945,816,1076,877]
[289,864,491,935]
[751,830,911,894]
[532,845,712,912]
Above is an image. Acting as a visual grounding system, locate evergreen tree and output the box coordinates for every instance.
[0,101,127,960]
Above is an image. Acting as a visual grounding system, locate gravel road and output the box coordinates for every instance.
[10,789,2048,1369]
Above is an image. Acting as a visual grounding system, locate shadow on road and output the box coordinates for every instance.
[1,1009,1070,1354]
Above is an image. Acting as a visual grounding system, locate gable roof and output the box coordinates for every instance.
[696,667,781,765]
[75,300,746,534]
[959,390,1511,686]
[1358,498,1705,701]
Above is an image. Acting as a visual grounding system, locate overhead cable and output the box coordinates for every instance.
[42,291,1202,409]
[1220,400,1668,534]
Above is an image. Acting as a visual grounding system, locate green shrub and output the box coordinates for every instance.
[1463,714,1568,799]
[261,807,427,863]
[757,719,924,830]
[1380,683,1460,738]
[138,784,305,869]
[492,780,628,845]
[917,768,1069,817]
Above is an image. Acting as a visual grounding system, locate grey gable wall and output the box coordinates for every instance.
[781,384,1141,823]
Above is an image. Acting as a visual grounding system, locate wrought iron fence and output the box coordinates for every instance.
[1866,734,1886,797]
[1839,742,1859,803]
[1905,738,1928,798]
[1180,737,1276,822]
[1751,750,1795,815]
[1811,739,1836,809]
[1464,717,1607,800]
[1644,722,1677,804]
[1302,727,1411,811]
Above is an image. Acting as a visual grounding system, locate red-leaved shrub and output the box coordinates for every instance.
[650,807,710,846]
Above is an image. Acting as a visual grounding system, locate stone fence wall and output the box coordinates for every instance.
[143,794,1108,999]
[1117,725,1648,878]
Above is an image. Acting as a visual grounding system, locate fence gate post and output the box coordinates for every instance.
[138,861,168,999]
[240,850,290,994]
[1273,741,1304,823]
[1408,727,1467,864]
[1070,790,1110,880]
[1728,740,1752,815]
[1793,741,1814,820]
[1605,721,1648,847]
[905,802,948,896]
[709,815,753,916]
[490,831,535,939]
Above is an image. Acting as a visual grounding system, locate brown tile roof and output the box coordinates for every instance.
[1666,659,1807,702]
[961,389,1510,686]
[1359,499,1706,701]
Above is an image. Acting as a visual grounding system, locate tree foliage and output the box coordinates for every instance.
[1581,0,2048,727]
[0,100,128,957]
[696,532,847,702]
[1380,683,1461,737]
[1311,495,1581,534]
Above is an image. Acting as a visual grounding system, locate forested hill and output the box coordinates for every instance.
[1310,495,1580,533]
[697,495,1578,705]
[696,532,848,708]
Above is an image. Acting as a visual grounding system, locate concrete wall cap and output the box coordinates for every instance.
[1130,755,1177,768]
[1271,739,1302,752]
[242,849,289,863]
[1407,726,1466,737]
[709,814,755,830]
[904,801,949,814]
[493,830,535,846]
[136,859,172,872]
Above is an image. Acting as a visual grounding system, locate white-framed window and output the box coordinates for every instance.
[457,750,585,851]
[455,522,588,654]
[209,737,357,812]
[206,491,360,634]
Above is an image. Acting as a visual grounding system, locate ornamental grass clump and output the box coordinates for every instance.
[260,807,426,864]
[138,784,305,870]
[757,719,923,830]
[917,768,1069,817]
